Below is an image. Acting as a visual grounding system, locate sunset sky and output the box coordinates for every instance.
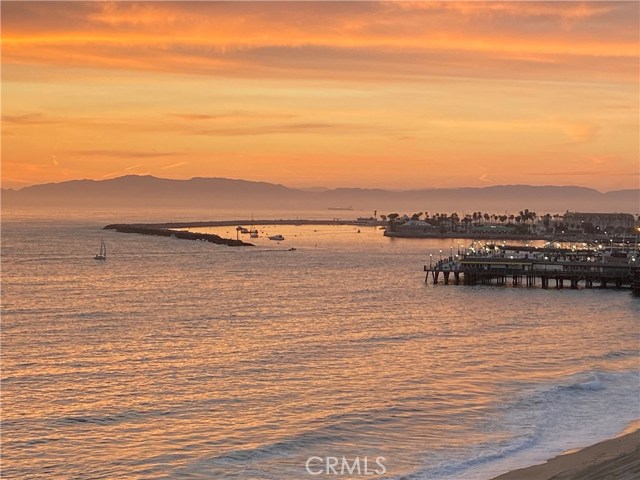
[2,1,638,191]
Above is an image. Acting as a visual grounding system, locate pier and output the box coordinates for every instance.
[425,245,639,290]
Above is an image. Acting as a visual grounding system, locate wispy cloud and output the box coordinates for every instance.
[2,113,58,125]
[560,122,601,143]
[159,161,189,170]
[100,164,144,179]
[526,171,638,177]
[194,122,408,137]
[169,112,297,121]
[2,2,637,83]
[69,150,177,158]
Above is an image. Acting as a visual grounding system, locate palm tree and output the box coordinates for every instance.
[451,212,459,231]
[387,213,399,232]
[462,215,472,232]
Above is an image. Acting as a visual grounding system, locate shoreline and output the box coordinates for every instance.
[489,429,640,480]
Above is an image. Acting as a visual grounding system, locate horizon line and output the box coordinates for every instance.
[2,173,638,195]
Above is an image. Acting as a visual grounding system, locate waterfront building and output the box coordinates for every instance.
[563,212,635,232]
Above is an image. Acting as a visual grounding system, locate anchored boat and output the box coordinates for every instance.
[94,239,107,260]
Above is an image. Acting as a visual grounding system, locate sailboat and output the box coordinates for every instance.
[249,213,259,238]
[95,239,107,260]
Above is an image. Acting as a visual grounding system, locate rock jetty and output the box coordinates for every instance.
[104,224,253,247]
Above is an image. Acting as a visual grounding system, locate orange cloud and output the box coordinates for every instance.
[2,1,637,83]
[1,1,638,191]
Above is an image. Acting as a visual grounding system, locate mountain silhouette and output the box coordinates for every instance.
[2,175,638,213]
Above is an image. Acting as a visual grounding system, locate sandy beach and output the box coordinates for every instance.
[491,429,640,480]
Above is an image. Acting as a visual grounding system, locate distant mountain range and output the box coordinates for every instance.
[2,175,638,214]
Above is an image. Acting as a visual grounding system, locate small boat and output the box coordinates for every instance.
[248,214,258,237]
[269,234,285,241]
[95,239,107,260]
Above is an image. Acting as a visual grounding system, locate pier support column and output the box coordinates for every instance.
[444,272,450,285]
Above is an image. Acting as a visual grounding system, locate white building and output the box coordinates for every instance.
[563,212,635,231]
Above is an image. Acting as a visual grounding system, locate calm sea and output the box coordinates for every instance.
[2,208,639,480]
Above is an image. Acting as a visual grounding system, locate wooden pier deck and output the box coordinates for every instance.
[425,256,638,290]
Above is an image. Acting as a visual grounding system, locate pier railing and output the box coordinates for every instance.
[424,256,638,290]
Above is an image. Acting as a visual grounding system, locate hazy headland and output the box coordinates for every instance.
[3,175,638,214]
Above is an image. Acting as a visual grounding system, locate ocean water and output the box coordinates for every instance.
[2,208,639,480]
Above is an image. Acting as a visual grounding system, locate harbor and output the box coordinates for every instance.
[425,243,639,292]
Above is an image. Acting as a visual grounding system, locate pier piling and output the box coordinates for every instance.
[424,246,637,292]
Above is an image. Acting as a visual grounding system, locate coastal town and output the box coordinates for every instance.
[104,209,640,295]
[376,210,639,293]
[379,210,638,241]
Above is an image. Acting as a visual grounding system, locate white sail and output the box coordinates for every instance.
[95,239,107,260]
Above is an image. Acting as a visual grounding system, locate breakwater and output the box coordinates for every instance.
[113,219,384,229]
[104,224,253,246]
